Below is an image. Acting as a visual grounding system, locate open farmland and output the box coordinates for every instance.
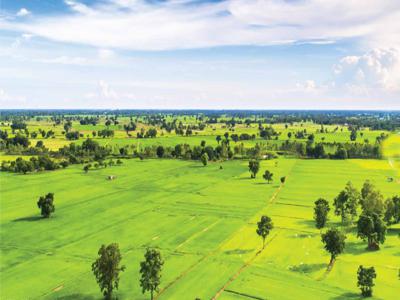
[1,156,399,299]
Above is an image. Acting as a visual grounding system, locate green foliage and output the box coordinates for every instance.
[140,248,164,300]
[314,198,330,229]
[360,181,384,216]
[321,228,346,265]
[248,160,260,178]
[384,196,400,225]
[357,213,387,250]
[92,243,125,300]
[333,181,360,223]
[256,215,273,248]
[37,193,55,218]
[357,265,376,297]
[262,170,273,183]
[200,152,209,166]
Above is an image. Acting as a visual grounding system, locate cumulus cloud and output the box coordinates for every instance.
[1,0,399,50]
[86,80,119,100]
[334,48,400,94]
[16,8,31,17]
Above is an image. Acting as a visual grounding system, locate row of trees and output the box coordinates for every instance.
[92,244,163,300]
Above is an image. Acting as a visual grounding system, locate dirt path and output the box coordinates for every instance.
[157,159,297,299]
[212,232,279,300]
[211,160,297,299]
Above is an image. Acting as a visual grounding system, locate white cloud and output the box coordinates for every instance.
[16,8,31,17]
[86,80,118,100]
[334,48,400,94]
[1,0,399,51]
[98,49,115,60]
[11,33,33,48]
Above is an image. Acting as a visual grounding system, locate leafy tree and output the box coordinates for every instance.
[37,193,55,218]
[83,164,91,173]
[321,228,346,266]
[262,170,273,183]
[314,198,330,229]
[156,146,164,158]
[360,184,384,216]
[280,176,286,184]
[216,135,221,144]
[248,160,260,178]
[350,129,357,141]
[200,152,209,166]
[384,196,400,225]
[361,180,374,200]
[357,265,376,297]
[92,243,125,300]
[140,248,164,300]
[256,215,273,248]
[333,181,360,223]
[357,213,386,250]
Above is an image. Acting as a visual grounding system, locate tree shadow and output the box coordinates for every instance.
[55,294,97,300]
[330,292,361,300]
[224,248,254,255]
[237,177,253,180]
[289,263,326,274]
[13,216,42,222]
[345,241,369,255]
[387,227,400,236]
[296,219,316,228]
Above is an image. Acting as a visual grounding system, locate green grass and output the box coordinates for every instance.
[1,158,399,299]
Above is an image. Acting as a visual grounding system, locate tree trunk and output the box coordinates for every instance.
[328,256,335,268]
[151,289,154,300]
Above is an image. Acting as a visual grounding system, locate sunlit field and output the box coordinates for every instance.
[1,157,399,299]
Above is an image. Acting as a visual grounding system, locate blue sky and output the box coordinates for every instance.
[0,0,399,109]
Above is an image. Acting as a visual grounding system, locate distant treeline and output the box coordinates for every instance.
[1,110,399,130]
[1,137,384,174]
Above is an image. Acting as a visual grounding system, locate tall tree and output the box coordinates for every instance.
[357,213,386,250]
[333,181,360,223]
[361,186,384,216]
[314,198,330,229]
[140,248,164,300]
[248,160,260,178]
[92,243,125,300]
[357,265,376,297]
[384,196,400,225]
[37,193,55,218]
[321,228,346,266]
[256,215,273,248]
[262,170,273,183]
[200,152,209,166]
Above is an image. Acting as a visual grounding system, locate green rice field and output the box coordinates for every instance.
[1,157,399,299]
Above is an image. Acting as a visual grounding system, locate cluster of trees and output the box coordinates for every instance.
[137,128,157,138]
[314,181,398,251]
[312,180,399,297]
[92,244,163,300]
[65,131,80,140]
[278,140,382,159]
[1,156,67,174]
[80,116,98,125]
[97,129,114,138]
[83,159,123,173]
